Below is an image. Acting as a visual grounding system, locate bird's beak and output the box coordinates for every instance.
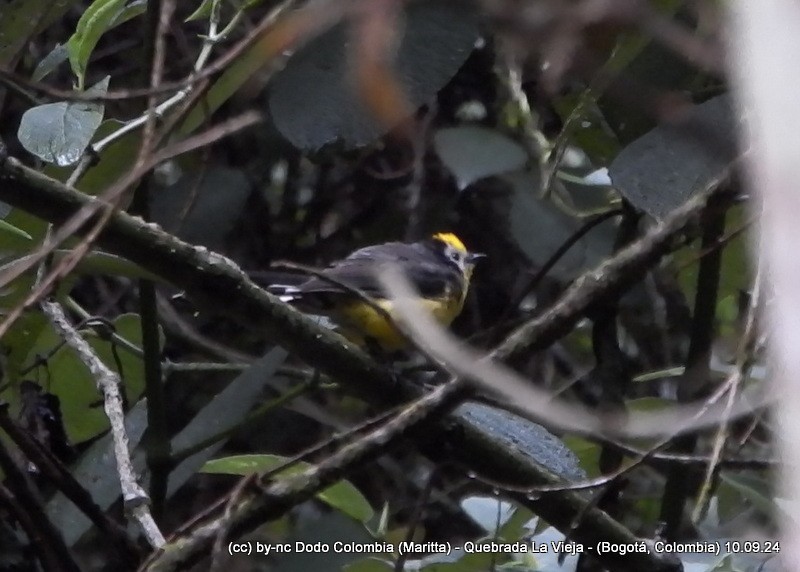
[466,252,486,264]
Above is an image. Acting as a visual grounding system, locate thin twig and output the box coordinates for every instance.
[0,111,262,340]
[691,257,764,522]
[0,442,80,572]
[41,300,165,549]
[141,379,465,571]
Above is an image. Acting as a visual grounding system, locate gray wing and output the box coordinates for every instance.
[292,242,455,299]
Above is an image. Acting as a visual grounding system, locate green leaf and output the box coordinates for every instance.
[318,481,375,524]
[45,119,142,196]
[719,473,778,520]
[561,435,601,477]
[113,0,147,27]
[32,43,69,82]
[17,313,148,443]
[67,0,128,86]
[150,167,252,250]
[434,127,528,190]
[496,505,535,543]
[552,93,620,166]
[186,0,214,22]
[501,170,616,282]
[1,311,49,390]
[608,96,738,218]
[266,0,479,150]
[17,76,109,166]
[202,453,374,523]
[46,400,149,546]
[47,348,287,547]
[0,0,80,66]
[0,219,32,241]
[166,348,288,494]
[62,250,160,280]
[0,250,158,281]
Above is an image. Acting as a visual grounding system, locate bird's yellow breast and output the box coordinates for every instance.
[334,289,466,351]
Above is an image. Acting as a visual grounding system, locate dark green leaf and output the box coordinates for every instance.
[455,402,585,481]
[61,250,160,280]
[165,348,288,496]
[608,95,739,218]
[503,171,616,281]
[53,119,141,196]
[561,435,601,477]
[45,401,149,546]
[186,0,214,22]
[719,473,778,519]
[47,348,286,546]
[0,219,32,241]
[0,250,158,280]
[0,0,80,65]
[268,0,478,150]
[150,167,252,249]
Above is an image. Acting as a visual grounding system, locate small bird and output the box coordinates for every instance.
[270,233,484,351]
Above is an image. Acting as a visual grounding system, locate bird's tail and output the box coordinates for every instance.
[267,285,302,303]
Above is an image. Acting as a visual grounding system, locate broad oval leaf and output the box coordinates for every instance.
[17,76,109,166]
[150,167,252,249]
[455,402,585,481]
[434,126,528,190]
[502,171,616,282]
[269,0,478,150]
[608,95,741,218]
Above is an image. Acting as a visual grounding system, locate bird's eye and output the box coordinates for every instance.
[448,249,462,263]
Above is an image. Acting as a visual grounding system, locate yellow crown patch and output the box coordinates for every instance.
[432,232,467,252]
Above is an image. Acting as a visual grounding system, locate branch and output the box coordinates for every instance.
[493,173,735,367]
[0,405,141,562]
[0,440,80,572]
[141,380,464,571]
